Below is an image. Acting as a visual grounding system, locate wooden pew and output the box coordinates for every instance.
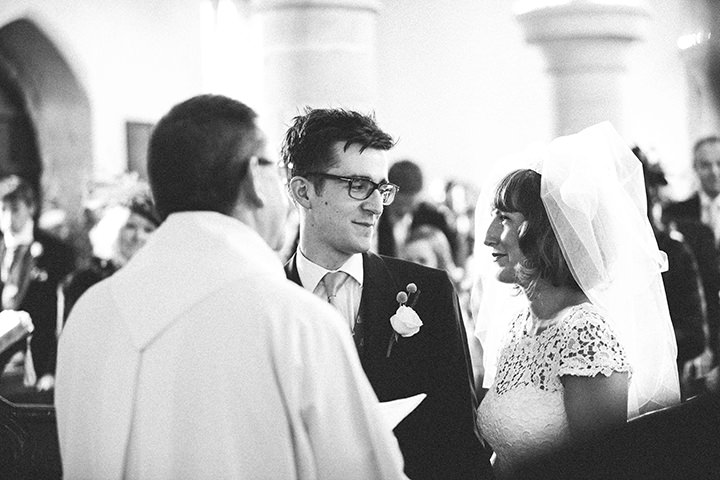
[0,395,61,479]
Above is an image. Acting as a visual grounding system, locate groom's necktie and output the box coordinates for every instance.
[319,271,364,353]
[322,271,348,306]
[321,271,350,325]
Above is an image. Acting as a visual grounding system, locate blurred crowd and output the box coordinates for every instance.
[0,173,159,403]
[2,138,720,406]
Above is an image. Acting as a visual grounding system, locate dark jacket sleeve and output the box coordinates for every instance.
[24,232,76,377]
[672,221,720,364]
[658,232,706,363]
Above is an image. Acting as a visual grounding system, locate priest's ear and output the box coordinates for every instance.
[288,176,313,209]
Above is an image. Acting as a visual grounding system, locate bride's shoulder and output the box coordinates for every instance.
[560,302,609,329]
[559,302,624,344]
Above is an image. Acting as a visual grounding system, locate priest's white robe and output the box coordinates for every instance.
[56,211,407,480]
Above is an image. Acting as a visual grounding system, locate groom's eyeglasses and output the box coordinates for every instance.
[304,172,399,205]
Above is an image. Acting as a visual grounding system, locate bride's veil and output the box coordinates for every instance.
[472,122,680,419]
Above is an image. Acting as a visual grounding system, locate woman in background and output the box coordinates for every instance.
[402,225,458,276]
[60,188,159,324]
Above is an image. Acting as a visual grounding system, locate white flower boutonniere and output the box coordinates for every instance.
[391,305,422,337]
[29,242,48,281]
[386,283,422,357]
[30,241,43,258]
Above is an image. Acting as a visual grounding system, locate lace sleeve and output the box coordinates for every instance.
[557,305,631,378]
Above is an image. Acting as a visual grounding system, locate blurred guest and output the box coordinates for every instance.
[635,147,706,398]
[60,186,159,323]
[402,225,457,273]
[0,175,75,393]
[442,180,478,268]
[377,159,459,262]
[663,136,720,384]
[377,159,423,257]
[665,136,720,244]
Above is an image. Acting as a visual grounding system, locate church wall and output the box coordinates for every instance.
[0,0,708,199]
[0,0,205,181]
[377,0,699,199]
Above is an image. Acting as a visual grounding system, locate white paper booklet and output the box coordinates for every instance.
[0,310,33,355]
[379,393,427,429]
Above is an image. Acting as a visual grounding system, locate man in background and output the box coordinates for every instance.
[665,137,720,243]
[282,108,490,480]
[664,136,720,389]
[56,95,408,480]
[377,159,459,264]
[0,175,75,395]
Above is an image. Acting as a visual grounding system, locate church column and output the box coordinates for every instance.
[678,0,720,141]
[253,0,381,145]
[516,1,649,136]
[679,34,720,140]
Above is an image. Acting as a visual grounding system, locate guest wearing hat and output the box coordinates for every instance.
[0,174,75,394]
[60,186,160,324]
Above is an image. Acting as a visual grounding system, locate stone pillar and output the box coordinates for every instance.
[679,34,720,140]
[516,1,649,137]
[678,0,720,141]
[253,0,381,145]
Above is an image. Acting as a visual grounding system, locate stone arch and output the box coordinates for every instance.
[0,18,92,231]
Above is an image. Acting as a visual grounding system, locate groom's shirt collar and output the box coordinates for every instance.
[296,251,364,293]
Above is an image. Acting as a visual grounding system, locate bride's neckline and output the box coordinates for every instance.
[524,302,590,337]
[525,285,589,334]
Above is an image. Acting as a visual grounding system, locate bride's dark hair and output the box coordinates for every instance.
[493,169,580,297]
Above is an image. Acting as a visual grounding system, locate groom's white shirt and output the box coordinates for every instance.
[56,211,407,480]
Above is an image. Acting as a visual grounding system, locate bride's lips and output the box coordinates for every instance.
[491,252,507,262]
[353,220,375,228]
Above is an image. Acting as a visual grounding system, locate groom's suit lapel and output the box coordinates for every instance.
[284,252,401,365]
[359,252,401,365]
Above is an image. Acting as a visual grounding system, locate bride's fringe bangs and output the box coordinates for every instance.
[495,169,580,295]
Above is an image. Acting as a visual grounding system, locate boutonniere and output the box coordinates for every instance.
[30,241,43,258]
[29,242,47,281]
[30,266,48,282]
[386,283,423,358]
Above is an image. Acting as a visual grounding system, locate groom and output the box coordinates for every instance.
[282,108,490,480]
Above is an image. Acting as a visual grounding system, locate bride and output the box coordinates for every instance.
[473,122,680,478]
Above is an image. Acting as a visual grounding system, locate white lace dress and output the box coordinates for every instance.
[477,303,630,478]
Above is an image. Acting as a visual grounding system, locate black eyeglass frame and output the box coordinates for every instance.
[303,172,399,205]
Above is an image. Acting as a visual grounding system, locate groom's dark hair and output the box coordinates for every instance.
[148,94,258,221]
[280,108,395,192]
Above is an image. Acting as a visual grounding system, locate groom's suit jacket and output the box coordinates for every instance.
[286,251,490,480]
